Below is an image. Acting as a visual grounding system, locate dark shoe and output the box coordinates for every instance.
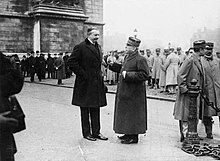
[93,134,108,141]
[84,135,97,141]
[121,138,138,144]
[207,133,213,139]
[118,135,129,140]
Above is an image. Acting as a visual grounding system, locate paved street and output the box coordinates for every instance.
[14,82,220,161]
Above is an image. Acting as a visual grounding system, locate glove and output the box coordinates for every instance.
[122,71,126,79]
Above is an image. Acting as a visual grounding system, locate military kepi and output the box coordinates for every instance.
[127,37,141,47]
[193,40,206,49]
[205,42,214,50]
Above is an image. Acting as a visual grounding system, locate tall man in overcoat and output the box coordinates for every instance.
[110,37,149,144]
[67,27,108,141]
[173,40,206,142]
[201,42,220,139]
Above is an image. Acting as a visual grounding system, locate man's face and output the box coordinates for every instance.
[205,49,213,56]
[147,51,151,57]
[88,29,99,43]
[199,48,206,56]
[125,44,135,54]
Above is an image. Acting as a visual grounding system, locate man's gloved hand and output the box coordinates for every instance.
[122,71,126,79]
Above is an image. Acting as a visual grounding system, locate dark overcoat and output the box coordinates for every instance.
[0,54,24,160]
[54,57,65,79]
[46,56,54,72]
[173,53,205,121]
[68,38,107,108]
[113,50,149,134]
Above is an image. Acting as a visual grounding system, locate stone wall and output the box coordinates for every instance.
[83,0,104,46]
[40,18,84,53]
[0,0,33,53]
[0,0,31,15]
[84,0,103,23]
[0,0,104,53]
[0,17,34,53]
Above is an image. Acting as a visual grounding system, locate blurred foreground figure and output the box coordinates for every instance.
[0,52,24,161]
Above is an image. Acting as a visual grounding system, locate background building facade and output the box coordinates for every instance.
[0,0,104,54]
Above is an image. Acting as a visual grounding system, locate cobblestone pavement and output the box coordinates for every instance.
[14,79,220,161]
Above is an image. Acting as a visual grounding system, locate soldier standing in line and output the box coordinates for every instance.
[151,48,161,89]
[159,48,169,93]
[145,49,153,86]
[164,48,180,94]
[177,47,187,66]
[201,42,220,139]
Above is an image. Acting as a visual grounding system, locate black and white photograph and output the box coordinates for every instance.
[1,0,220,160]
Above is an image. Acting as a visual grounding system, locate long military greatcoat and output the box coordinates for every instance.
[164,52,180,86]
[173,53,205,121]
[201,57,220,116]
[151,54,162,79]
[68,38,107,108]
[113,50,149,134]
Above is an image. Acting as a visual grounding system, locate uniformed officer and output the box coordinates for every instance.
[201,42,220,139]
[173,40,206,142]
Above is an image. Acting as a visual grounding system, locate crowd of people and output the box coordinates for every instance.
[103,45,220,95]
[9,51,72,85]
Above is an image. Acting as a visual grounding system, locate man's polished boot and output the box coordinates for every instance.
[121,134,138,144]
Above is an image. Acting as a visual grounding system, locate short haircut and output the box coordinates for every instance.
[87,27,98,35]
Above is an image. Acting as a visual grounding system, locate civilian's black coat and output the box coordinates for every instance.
[68,39,107,108]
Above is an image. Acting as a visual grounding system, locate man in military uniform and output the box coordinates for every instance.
[177,47,187,66]
[145,49,153,86]
[151,48,161,89]
[201,42,220,139]
[110,37,149,144]
[173,40,206,142]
